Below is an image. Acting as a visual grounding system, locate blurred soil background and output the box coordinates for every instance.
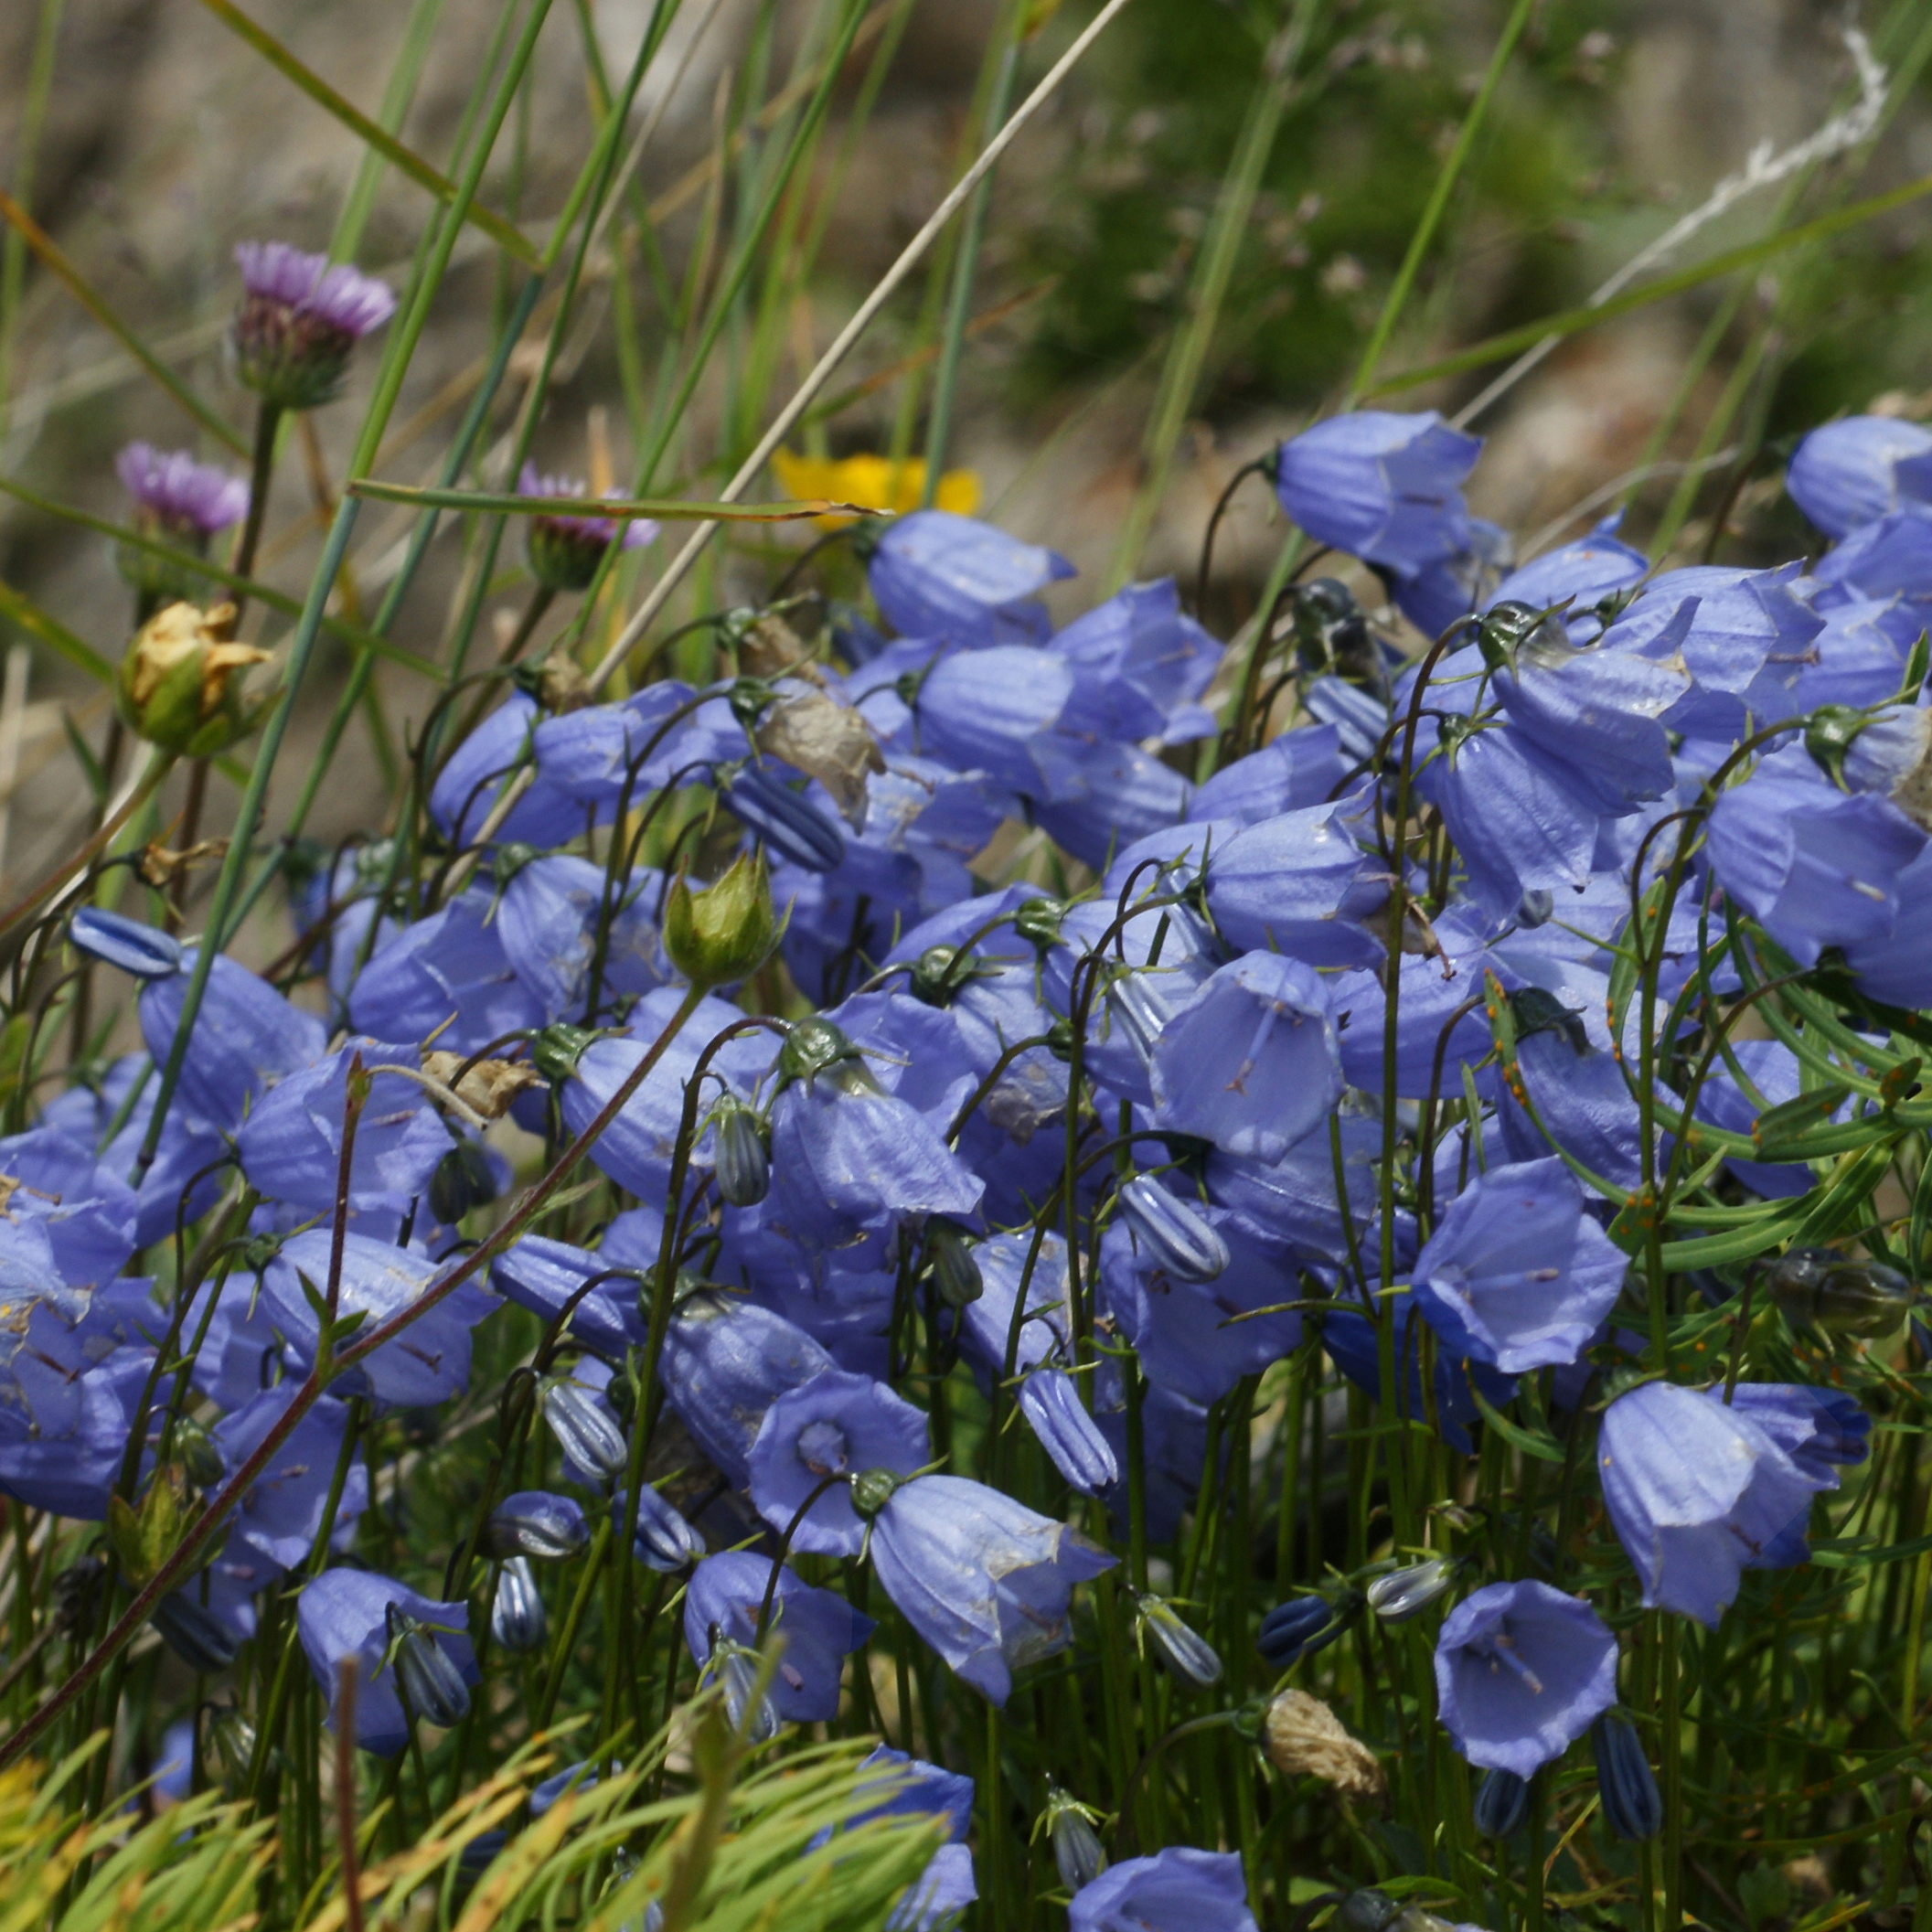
[0,0,1929,932]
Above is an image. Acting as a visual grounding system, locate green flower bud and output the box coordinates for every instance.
[118,602,271,758]
[663,850,774,991]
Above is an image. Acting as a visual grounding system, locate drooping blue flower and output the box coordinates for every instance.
[495,853,671,1020]
[1793,596,1914,710]
[347,888,546,1055]
[1598,1379,1831,1626]
[1101,1209,1301,1407]
[843,1742,976,1844]
[1327,909,1499,1099]
[868,510,1073,646]
[1068,1847,1260,1932]
[1409,1157,1627,1373]
[746,1368,930,1556]
[1787,415,1932,538]
[1201,801,1387,966]
[256,1229,496,1411]
[913,644,1073,795]
[1497,1025,1650,1193]
[1724,1383,1870,1483]
[1149,952,1340,1162]
[1842,841,1932,1007]
[1275,411,1481,580]
[766,1017,982,1253]
[1812,505,1932,648]
[961,1234,1117,1495]
[1706,744,1926,967]
[0,1125,139,1290]
[486,1489,590,1562]
[683,1549,875,1724]
[720,762,849,874]
[69,910,329,1133]
[213,1383,368,1572]
[866,1472,1114,1705]
[489,1234,649,1360]
[1487,514,1649,643]
[1434,1579,1618,1777]
[534,681,746,814]
[1030,736,1195,871]
[297,1567,476,1756]
[1049,578,1223,745]
[656,1288,838,1487]
[236,1039,453,1218]
[1190,725,1346,827]
[888,1844,979,1932]
[1206,1111,1380,1265]
[613,1478,708,1573]
[430,692,584,849]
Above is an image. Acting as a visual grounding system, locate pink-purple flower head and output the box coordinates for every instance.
[116,443,248,539]
[232,241,397,410]
[518,462,659,592]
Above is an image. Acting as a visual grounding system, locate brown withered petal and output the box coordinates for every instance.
[200,640,272,718]
[1262,1690,1387,1804]
[423,1050,546,1120]
[532,653,592,714]
[737,614,812,679]
[755,692,886,828]
[135,838,229,890]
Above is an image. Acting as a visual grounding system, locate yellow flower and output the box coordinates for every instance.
[771,449,981,528]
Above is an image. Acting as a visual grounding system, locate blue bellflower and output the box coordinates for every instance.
[746,1368,930,1556]
[298,1567,477,1756]
[213,1384,368,1572]
[868,509,1073,646]
[1787,414,1932,538]
[1434,1579,1619,1777]
[867,1472,1115,1706]
[1069,1847,1261,1932]
[1202,802,1387,966]
[1409,1157,1628,1372]
[1598,1379,1831,1626]
[683,1549,875,1724]
[347,889,546,1055]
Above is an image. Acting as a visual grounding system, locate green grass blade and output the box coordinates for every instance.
[0,579,113,684]
[344,482,882,521]
[196,0,540,269]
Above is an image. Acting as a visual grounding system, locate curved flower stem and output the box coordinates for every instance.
[1113,1709,1239,1856]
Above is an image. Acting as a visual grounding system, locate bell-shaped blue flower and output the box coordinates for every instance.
[347,889,546,1054]
[237,1039,453,1217]
[1706,744,1925,967]
[913,644,1073,795]
[533,679,743,812]
[489,1233,648,1359]
[430,692,584,849]
[866,1472,1114,1706]
[1190,724,1346,827]
[1049,578,1223,745]
[868,509,1073,646]
[1068,1847,1260,1932]
[1598,1379,1831,1626]
[1409,1156,1627,1372]
[298,1567,477,1756]
[1275,411,1481,580]
[1149,952,1340,1162]
[1030,737,1194,872]
[1322,1301,1517,1457]
[213,1383,368,1572]
[496,853,671,1020]
[0,1125,139,1290]
[256,1228,496,1411]
[1202,802,1387,966]
[1788,414,1932,538]
[1434,1578,1618,1777]
[746,1368,929,1556]
[683,1549,875,1724]
[1487,514,1649,643]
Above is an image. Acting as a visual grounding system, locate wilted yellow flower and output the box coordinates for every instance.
[118,601,271,757]
[1261,1689,1386,1803]
[771,450,981,528]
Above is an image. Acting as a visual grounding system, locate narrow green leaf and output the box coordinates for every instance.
[196,0,540,269]
[0,576,114,683]
[1468,1382,1566,1463]
[344,479,884,522]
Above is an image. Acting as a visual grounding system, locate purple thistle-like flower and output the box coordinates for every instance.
[518,462,659,592]
[232,242,397,410]
[1434,1579,1619,1777]
[116,443,249,538]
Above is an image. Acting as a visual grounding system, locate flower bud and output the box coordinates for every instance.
[1134,1592,1223,1689]
[777,1014,873,1092]
[1473,1767,1529,1840]
[1013,896,1065,951]
[1335,1891,1403,1932]
[1117,1175,1229,1283]
[393,1612,474,1725]
[1365,1556,1457,1624]
[719,762,846,873]
[490,1557,549,1654]
[849,1467,905,1522]
[174,1414,227,1492]
[151,1592,241,1674]
[540,1377,629,1486]
[485,1490,590,1563]
[1289,578,1376,686]
[1762,1246,1911,1339]
[1257,1592,1354,1670]
[118,602,271,758]
[430,1139,500,1225]
[614,1485,706,1574]
[925,1221,984,1309]
[663,849,775,991]
[1043,1788,1107,1894]
[1590,1713,1662,1842]
[713,1643,779,1743]
[713,1094,772,1208]
[910,945,968,1008]
[203,1705,258,1791]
